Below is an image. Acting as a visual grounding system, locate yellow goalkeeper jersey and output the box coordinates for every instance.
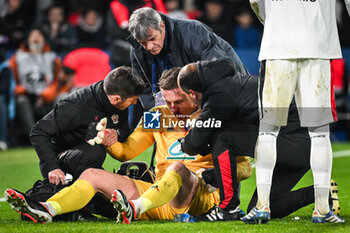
[107,105,250,180]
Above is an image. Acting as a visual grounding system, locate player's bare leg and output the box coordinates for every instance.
[35,169,140,218]
[79,168,140,200]
[168,162,199,209]
[5,168,139,223]
[113,162,198,223]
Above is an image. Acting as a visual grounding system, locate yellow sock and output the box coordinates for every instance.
[47,179,95,215]
[139,170,182,213]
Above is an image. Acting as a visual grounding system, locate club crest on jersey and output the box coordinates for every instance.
[167,140,196,160]
[111,114,119,124]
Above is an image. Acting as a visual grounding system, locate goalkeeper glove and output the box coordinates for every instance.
[196,168,218,193]
[85,117,107,146]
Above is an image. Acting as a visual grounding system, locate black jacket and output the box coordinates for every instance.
[182,58,259,155]
[128,14,248,110]
[30,81,130,176]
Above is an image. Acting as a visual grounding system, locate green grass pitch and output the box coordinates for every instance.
[1,144,350,232]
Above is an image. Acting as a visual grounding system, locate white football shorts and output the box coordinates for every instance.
[260,59,337,127]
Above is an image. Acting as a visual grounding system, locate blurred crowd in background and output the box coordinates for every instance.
[0,0,350,150]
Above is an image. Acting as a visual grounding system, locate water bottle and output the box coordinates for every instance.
[173,213,197,223]
[64,173,73,183]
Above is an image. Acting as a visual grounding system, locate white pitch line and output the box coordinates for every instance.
[0,197,6,202]
[333,149,350,158]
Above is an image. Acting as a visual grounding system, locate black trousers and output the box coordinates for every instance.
[54,143,107,180]
[211,122,258,210]
[57,143,118,219]
[247,122,314,218]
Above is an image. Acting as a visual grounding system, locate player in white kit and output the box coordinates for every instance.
[243,0,350,224]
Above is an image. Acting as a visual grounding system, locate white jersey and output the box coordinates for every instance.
[259,0,342,61]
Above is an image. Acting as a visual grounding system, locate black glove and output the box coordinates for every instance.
[201,168,218,189]
[178,137,185,152]
[85,122,98,143]
[178,137,211,156]
[196,168,218,193]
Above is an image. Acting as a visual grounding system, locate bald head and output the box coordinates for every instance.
[177,63,202,94]
[177,63,203,106]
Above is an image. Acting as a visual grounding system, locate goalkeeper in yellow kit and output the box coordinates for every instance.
[5,68,252,223]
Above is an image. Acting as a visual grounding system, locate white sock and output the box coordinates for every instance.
[255,123,280,209]
[309,125,332,214]
[130,198,147,217]
[314,188,330,215]
[41,202,57,217]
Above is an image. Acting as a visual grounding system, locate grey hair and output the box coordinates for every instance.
[128,7,163,40]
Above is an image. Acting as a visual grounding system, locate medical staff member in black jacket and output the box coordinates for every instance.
[178,58,259,221]
[30,66,144,185]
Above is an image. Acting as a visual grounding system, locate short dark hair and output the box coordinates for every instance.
[159,67,181,90]
[178,65,202,93]
[46,4,65,19]
[103,66,144,99]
